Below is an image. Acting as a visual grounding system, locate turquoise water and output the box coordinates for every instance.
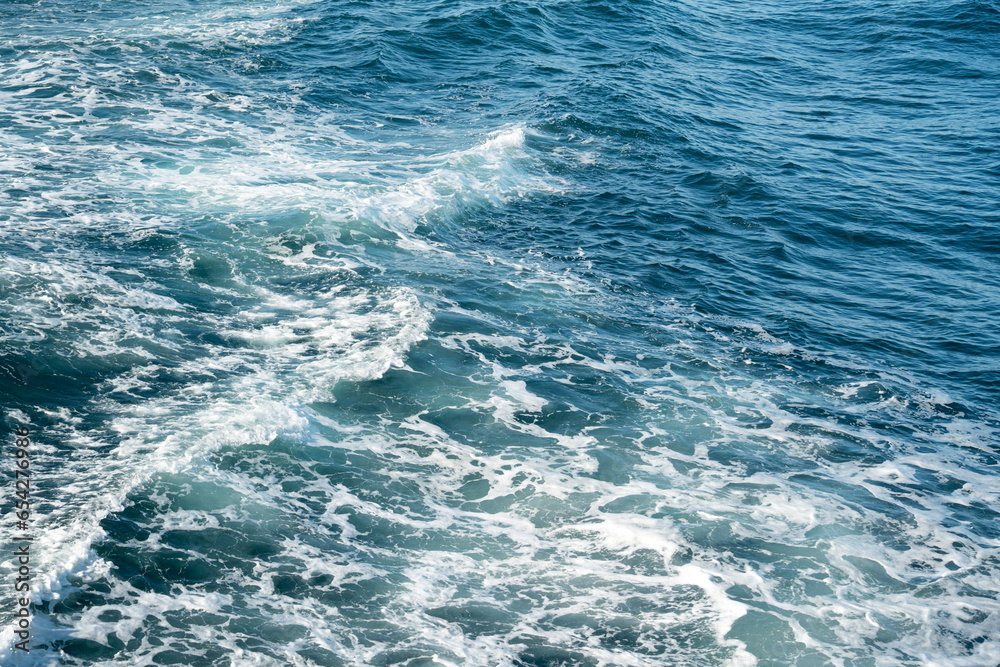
[1,0,998,664]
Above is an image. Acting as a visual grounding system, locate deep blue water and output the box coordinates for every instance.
[1,0,999,664]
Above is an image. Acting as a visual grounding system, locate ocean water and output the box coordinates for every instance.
[1,0,998,664]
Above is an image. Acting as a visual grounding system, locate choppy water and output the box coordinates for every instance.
[1,0,999,665]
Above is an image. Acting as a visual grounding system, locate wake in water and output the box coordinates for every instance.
[2,0,999,665]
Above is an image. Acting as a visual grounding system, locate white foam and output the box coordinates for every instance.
[0,266,431,661]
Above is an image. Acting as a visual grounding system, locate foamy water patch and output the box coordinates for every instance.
[19,400,760,665]
[0,259,431,661]
[105,124,554,240]
[418,296,1000,665]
